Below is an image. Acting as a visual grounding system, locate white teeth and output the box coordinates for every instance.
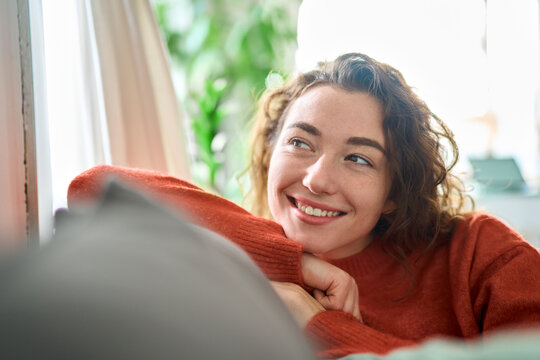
[294,200,341,217]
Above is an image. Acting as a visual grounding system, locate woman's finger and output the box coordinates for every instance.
[313,288,325,302]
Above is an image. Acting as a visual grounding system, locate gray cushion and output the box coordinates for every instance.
[0,179,314,360]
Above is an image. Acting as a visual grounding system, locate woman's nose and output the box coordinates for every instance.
[302,156,338,195]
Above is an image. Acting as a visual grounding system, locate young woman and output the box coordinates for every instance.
[68,53,540,358]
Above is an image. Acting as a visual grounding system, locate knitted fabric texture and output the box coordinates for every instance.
[68,165,540,358]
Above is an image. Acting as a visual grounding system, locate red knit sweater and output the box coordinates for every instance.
[67,165,540,358]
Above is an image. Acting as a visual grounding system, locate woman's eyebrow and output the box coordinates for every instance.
[346,137,386,154]
[286,122,321,136]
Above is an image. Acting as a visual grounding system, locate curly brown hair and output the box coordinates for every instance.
[247,53,473,262]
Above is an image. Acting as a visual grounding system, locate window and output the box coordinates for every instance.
[297,0,540,184]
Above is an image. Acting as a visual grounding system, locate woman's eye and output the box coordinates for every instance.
[290,138,311,150]
[345,154,371,166]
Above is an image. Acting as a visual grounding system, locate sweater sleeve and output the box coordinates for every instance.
[467,215,540,333]
[67,165,305,286]
[305,311,416,358]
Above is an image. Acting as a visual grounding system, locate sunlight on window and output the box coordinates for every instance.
[297,0,539,184]
[42,0,109,211]
[485,1,539,182]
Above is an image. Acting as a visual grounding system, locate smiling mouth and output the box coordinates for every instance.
[287,196,345,218]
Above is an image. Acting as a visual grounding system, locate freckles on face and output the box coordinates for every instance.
[266,85,394,259]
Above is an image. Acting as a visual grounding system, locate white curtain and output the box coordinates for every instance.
[43,0,191,213]
[86,0,191,177]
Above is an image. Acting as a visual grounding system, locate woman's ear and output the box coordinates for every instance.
[382,199,397,215]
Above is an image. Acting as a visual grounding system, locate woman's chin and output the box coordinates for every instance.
[294,239,331,256]
[283,228,337,255]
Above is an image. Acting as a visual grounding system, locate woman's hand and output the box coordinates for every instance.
[301,253,362,322]
[270,281,325,328]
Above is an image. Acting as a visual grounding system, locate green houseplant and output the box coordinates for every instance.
[153,0,299,200]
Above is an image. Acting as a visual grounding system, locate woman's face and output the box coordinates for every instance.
[267,85,394,259]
